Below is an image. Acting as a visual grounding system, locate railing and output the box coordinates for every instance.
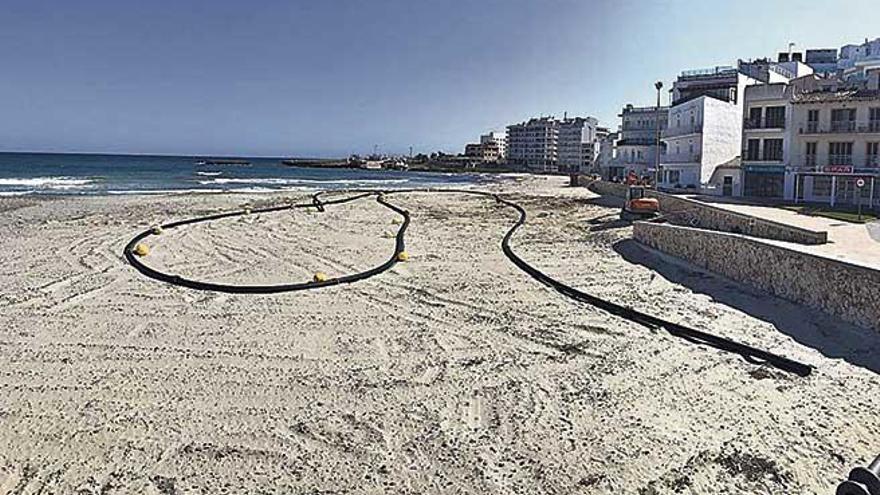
[680,66,737,78]
[769,64,795,79]
[828,154,854,166]
[744,118,786,129]
[867,156,880,168]
[662,123,701,138]
[830,121,857,133]
[663,153,701,164]
[798,122,880,134]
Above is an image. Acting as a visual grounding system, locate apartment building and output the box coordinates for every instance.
[788,71,880,208]
[658,65,762,193]
[506,117,559,172]
[839,38,880,78]
[595,128,618,177]
[464,131,506,163]
[741,83,791,197]
[557,117,599,173]
[613,104,668,180]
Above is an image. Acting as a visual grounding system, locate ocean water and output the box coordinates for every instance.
[0,152,499,196]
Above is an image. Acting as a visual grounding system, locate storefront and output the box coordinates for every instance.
[743,164,785,198]
[792,167,879,209]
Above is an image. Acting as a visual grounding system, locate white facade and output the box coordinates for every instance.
[506,118,559,172]
[595,128,617,176]
[611,104,668,180]
[740,83,791,197]
[659,66,764,193]
[660,95,745,191]
[788,81,880,207]
[557,117,599,173]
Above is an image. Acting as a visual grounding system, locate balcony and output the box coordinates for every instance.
[662,123,701,139]
[797,121,880,134]
[828,154,854,166]
[662,153,701,164]
[744,118,786,130]
[830,121,857,133]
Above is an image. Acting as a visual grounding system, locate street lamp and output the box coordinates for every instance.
[654,81,663,188]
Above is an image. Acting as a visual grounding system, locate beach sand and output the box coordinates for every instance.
[0,175,878,494]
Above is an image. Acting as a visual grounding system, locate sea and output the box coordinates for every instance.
[0,152,501,197]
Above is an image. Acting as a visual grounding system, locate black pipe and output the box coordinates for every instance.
[122,188,813,377]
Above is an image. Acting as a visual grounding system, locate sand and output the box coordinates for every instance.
[0,175,878,494]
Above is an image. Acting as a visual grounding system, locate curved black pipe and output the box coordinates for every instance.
[122,188,813,377]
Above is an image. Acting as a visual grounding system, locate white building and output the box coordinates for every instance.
[464,131,506,163]
[740,82,791,197]
[595,128,617,176]
[787,70,880,208]
[658,65,763,193]
[839,38,880,77]
[506,117,559,172]
[612,104,668,180]
[557,116,599,173]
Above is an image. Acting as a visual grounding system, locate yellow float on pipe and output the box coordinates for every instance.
[397,251,409,262]
[133,243,150,256]
[313,272,328,283]
[151,226,163,235]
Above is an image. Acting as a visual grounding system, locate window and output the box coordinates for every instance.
[870,108,880,132]
[807,109,819,133]
[765,106,785,128]
[830,108,856,132]
[868,142,879,167]
[828,142,853,165]
[805,142,817,167]
[748,107,762,128]
[813,176,832,197]
[762,139,783,161]
[746,139,760,160]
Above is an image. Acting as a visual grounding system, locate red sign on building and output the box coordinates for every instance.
[822,165,854,173]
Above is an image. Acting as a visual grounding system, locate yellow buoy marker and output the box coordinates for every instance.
[151,225,163,235]
[397,251,409,262]
[391,217,402,225]
[313,272,328,283]
[133,243,150,257]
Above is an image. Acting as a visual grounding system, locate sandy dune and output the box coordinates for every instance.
[0,176,878,494]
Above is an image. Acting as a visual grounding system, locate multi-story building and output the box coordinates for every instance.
[613,103,668,181]
[787,69,880,208]
[480,132,507,161]
[464,131,507,163]
[805,49,839,74]
[741,82,791,198]
[506,117,559,172]
[557,116,599,173]
[839,38,880,82]
[658,65,763,193]
[596,128,618,178]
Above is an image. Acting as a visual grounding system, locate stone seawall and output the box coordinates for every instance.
[587,180,827,245]
[633,221,880,331]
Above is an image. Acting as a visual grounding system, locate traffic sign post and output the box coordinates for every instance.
[856,178,866,221]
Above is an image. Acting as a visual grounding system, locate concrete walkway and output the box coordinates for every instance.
[690,198,880,270]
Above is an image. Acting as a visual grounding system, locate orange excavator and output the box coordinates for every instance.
[621,184,660,220]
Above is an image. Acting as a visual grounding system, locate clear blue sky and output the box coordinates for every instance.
[0,0,877,157]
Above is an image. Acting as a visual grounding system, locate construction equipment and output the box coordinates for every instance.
[621,185,660,221]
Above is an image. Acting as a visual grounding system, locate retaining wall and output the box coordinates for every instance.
[587,180,827,245]
[633,221,880,331]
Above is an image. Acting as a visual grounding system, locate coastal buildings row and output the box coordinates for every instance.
[463,115,603,173]
[596,36,880,209]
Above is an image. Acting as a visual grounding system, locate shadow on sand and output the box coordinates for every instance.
[613,238,880,374]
